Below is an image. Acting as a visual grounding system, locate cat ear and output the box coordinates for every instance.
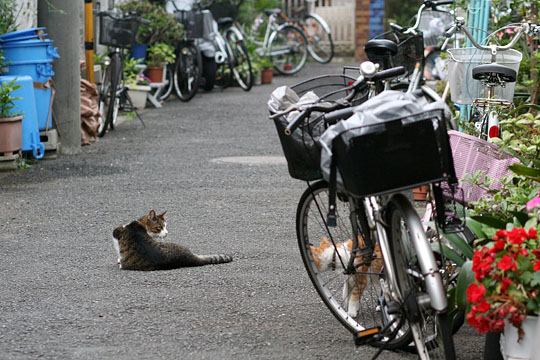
[148,209,156,219]
[159,211,167,219]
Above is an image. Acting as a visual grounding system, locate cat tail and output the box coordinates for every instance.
[196,254,233,266]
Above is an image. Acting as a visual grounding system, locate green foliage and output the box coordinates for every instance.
[0,0,16,34]
[0,79,21,118]
[384,0,419,29]
[238,0,281,25]
[118,0,183,46]
[123,57,144,86]
[147,43,176,67]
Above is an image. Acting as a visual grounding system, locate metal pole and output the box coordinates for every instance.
[38,0,82,155]
[84,0,95,83]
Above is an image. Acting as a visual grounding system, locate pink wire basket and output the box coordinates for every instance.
[448,130,519,203]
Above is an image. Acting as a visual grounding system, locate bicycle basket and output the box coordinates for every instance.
[448,130,519,203]
[175,10,210,39]
[370,31,424,77]
[272,74,366,181]
[333,109,455,197]
[447,48,522,104]
[418,10,454,48]
[98,12,140,49]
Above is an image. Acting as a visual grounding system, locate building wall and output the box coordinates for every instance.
[15,0,38,29]
[355,0,370,59]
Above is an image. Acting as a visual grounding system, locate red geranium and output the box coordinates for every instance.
[466,227,540,338]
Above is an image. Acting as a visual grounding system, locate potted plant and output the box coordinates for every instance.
[0,78,22,157]
[146,43,175,83]
[259,56,273,85]
[123,57,150,110]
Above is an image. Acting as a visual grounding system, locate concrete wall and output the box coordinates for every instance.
[15,0,38,29]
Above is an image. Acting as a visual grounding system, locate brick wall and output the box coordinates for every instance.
[355,0,370,60]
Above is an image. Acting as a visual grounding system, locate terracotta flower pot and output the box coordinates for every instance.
[413,185,430,201]
[261,68,273,84]
[0,115,23,154]
[146,66,164,83]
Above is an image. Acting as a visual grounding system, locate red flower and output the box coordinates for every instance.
[528,227,537,240]
[533,249,540,259]
[508,228,526,245]
[467,283,486,303]
[495,229,507,239]
[497,255,517,272]
[501,277,512,293]
[492,240,506,252]
[534,260,540,272]
[476,301,491,313]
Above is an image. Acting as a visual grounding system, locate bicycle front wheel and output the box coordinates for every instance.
[296,181,387,336]
[269,25,308,75]
[158,64,174,101]
[386,194,455,360]
[225,28,253,91]
[303,15,334,64]
[174,42,201,102]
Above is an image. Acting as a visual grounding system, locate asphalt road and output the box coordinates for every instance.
[0,61,484,360]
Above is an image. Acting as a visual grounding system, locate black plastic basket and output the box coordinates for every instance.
[175,10,210,39]
[369,31,424,77]
[98,12,140,49]
[333,109,455,197]
[272,74,368,181]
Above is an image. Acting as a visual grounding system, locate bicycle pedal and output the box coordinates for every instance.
[354,327,381,346]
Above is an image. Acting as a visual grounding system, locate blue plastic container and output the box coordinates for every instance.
[5,59,54,83]
[131,43,148,60]
[0,75,44,159]
[0,39,59,62]
[34,86,53,131]
[0,33,49,43]
[0,27,46,41]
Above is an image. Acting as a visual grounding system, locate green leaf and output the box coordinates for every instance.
[432,243,465,267]
[525,217,538,230]
[508,163,540,181]
[471,215,507,229]
[532,272,540,287]
[444,232,474,260]
[466,218,487,239]
[456,261,474,309]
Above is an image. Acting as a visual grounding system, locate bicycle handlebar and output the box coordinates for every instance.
[444,17,533,55]
[405,0,454,34]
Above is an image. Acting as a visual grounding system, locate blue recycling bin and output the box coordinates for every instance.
[0,75,44,159]
[0,28,59,131]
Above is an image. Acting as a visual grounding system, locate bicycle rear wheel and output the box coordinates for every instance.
[303,15,334,64]
[98,52,121,137]
[296,181,387,336]
[269,25,308,75]
[386,194,456,360]
[174,42,202,102]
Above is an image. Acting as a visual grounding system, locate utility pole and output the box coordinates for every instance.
[37,0,82,155]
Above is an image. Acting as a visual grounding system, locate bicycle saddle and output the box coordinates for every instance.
[217,17,233,28]
[472,63,517,83]
[364,39,398,57]
[264,8,282,16]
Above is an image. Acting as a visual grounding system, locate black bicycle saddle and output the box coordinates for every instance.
[472,63,517,83]
[217,17,233,28]
[364,39,398,57]
[264,8,282,16]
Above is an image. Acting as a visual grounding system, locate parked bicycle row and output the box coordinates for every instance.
[94,0,335,137]
[268,1,540,359]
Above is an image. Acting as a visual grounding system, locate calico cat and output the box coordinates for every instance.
[112,209,233,271]
[310,236,383,317]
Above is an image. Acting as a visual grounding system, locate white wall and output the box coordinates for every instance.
[15,0,38,29]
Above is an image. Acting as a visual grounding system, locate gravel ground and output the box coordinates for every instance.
[0,60,484,360]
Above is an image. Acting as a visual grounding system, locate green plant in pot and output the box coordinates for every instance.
[146,43,175,83]
[123,57,151,110]
[0,79,23,157]
[259,56,273,85]
[0,0,17,34]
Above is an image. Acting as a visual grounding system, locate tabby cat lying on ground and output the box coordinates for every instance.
[112,210,233,271]
[310,236,383,317]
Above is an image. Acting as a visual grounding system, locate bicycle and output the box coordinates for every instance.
[209,1,254,91]
[251,9,308,75]
[96,10,145,137]
[273,0,334,64]
[166,0,206,101]
[269,65,458,359]
[444,18,539,141]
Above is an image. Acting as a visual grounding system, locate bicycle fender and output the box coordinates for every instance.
[225,26,244,42]
[304,14,331,34]
[390,194,448,313]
